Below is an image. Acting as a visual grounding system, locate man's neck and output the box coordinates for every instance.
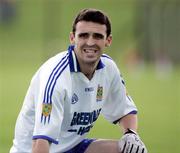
[79,62,97,80]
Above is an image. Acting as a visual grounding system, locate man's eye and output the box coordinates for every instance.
[93,33,104,39]
[78,33,89,38]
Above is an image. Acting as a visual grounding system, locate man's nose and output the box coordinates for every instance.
[86,36,96,46]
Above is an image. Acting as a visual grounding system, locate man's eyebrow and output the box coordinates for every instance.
[77,32,105,39]
[93,33,104,38]
[78,32,89,36]
[78,32,88,35]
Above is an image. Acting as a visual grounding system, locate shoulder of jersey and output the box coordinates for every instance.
[101,54,116,66]
[40,51,68,70]
[101,53,121,77]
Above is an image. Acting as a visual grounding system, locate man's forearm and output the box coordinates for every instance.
[119,114,138,133]
[32,139,50,153]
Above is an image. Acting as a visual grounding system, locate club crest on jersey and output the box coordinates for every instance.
[71,93,78,104]
[96,85,103,101]
[42,103,52,117]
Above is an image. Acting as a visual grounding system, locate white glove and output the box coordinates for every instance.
[118,129,147,153]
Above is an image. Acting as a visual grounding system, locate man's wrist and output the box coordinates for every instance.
[124,128,137,135]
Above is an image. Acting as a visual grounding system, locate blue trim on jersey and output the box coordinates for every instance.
[42,53,69,124]
[113,110,138,124]
[68,45,81,72]
[49,61,69,103]
[32,135,59,144]
[68,45,105,72]
[128,110,138,115]
[96,59,105,69]
[43,53,69,104]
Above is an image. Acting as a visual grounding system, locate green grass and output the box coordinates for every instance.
[1,62,179,153]
[89,66,180,153]
[0,0,180,153]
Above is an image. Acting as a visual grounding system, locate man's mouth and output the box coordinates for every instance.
[83,48,97,53]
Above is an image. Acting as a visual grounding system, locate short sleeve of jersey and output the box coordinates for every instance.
[102,61,137,124]
[32,58,65,144]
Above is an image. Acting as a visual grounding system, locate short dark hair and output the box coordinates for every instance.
[72,8,111,37]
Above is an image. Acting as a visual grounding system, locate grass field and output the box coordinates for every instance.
[0,62,180,153]
[0,0,180,153]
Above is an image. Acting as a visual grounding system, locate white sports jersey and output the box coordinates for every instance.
[10,45,137,153]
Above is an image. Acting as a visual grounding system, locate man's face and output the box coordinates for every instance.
[70,21,112,66]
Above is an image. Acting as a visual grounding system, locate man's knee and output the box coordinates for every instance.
[85,139,120,153]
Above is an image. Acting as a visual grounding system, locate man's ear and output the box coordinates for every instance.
[69,32,75,44]
[105,35,112,47]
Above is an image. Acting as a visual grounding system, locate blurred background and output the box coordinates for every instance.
[0,0,179,152]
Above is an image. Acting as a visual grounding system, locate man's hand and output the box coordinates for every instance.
[118,129,147,153]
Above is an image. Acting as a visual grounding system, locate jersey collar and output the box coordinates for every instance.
[68,45,105,72]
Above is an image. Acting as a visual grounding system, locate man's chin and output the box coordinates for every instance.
[84,59,97,65]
